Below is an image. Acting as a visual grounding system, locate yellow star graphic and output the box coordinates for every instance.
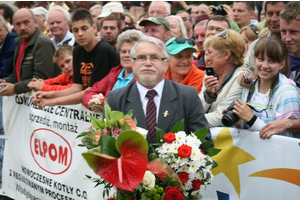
[211,128,256,198]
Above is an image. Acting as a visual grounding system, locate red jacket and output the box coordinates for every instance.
[82,65,136,110]
[42,73,73,91]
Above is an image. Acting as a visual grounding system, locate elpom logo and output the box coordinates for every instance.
[30,128,72,175]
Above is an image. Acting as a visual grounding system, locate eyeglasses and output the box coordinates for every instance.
[249,24,259,35]
[166,37,195,47]
[207,26,224,33]
[218,30,227,39]
[133,55,166,63]
[181,17,188,22]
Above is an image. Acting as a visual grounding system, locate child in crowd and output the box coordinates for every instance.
[231,37,300,138]
[28,45,73,91]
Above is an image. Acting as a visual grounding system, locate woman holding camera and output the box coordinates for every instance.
[199,29,250,127]
[231,37,300,138]
[165,37,206,94]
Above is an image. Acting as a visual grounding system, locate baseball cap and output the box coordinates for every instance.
[31,7,48,17]
[98,2,124,18]
[166,37,197,55]
[139,17,170,31]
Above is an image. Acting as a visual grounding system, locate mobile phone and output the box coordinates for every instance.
[243,73,251,84]
[206,67,215,76]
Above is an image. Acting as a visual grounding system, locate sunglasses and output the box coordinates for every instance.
[218,30,227,39]
[249,24,259,35]
[166,37,195,47]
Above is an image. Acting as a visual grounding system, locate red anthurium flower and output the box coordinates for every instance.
[82,131,148,192]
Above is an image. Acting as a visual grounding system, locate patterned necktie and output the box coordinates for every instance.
[146,89,157,143]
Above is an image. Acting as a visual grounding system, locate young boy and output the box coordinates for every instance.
[28,45,74,91]
[31,8,120,108]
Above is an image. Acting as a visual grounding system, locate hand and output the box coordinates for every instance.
[204,75,219,95]
[0,83,15,96]
[260,119,290,139]
[88,93,104,112]
[232,99,253,122]
[28,79,44,92]
[34,97,55,109]
[223,4,234,23]
[208,5,215,18]
[237,71,253,88]
[30,91,54,105]
[0,79,6,83]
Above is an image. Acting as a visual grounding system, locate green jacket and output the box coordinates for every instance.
[4,28,60,94]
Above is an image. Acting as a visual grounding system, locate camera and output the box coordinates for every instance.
[222,100,240,127]
[212,5,227,16]
[206,67,215,76]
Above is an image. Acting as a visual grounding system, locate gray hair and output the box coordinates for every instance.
[130,36,170,61]
[166,15,188,38]
[149,1,171,15]
[47,5,70,22]
[89,4,102,12]
[0,16,8,30]
[116,29,144,53]
[195,19,208,28]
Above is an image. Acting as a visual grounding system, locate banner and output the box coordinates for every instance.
[1,93,300,200]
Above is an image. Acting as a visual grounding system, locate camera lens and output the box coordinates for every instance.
[222,101,240,127]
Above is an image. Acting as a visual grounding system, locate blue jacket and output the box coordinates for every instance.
[0,32,17,78]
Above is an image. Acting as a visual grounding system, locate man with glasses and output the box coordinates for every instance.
[106,36,212,146]
[148,1,170,18]
[205,15,231,38]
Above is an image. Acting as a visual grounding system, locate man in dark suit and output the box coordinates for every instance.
[106,36,212,146]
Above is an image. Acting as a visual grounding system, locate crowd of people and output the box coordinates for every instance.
[0,1,300,191]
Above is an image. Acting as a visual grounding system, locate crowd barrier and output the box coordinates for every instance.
[1,92,299,200]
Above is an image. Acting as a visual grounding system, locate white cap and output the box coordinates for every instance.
[31,7,48,17]
[98,2,124,18]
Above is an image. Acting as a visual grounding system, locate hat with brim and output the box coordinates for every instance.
[98,2,124,18]
[139,17,170,31]
[166,37,197,55]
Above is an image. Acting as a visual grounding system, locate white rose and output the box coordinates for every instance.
[136,127,148,139]
[142,171,155,190]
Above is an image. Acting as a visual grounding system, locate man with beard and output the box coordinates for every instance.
[99,15,121,50]
[106,36,212,146]
[0,8,59,96]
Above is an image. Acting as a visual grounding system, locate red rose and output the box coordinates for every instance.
[164,186,185,200]
[200,149,205,155]
[163,132,176,143]
[178,172,189,184]
[178,144,192,158]
[107,198,116,200]
[192,179,202,190]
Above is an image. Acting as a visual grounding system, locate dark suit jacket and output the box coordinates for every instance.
[106,79,213,146]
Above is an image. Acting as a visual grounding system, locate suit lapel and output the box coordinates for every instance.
[158,79,177,132]
[127,83,147,129]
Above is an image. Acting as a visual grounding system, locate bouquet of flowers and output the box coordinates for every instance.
[78,103,220,200]
[153,120,220,199]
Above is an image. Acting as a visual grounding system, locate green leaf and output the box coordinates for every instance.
[88,115,104,129]
[207,148,222,157]
[99,135,120,158]
[162,176,173,186]
[121,121,131,131]
[200,141,211,153]
[212,161,218,168]
[156,127,165,143]
[170,119,184,133]
[169,181,180,187]
[194,127,208,142]
[110,110,126,120]
[104,102,111,120]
